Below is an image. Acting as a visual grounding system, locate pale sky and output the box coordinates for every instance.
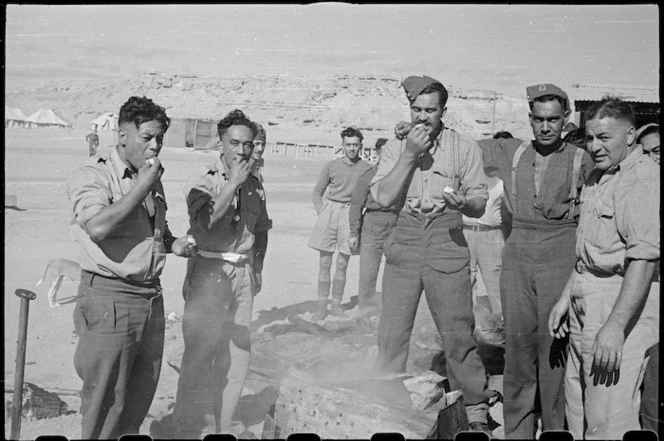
[4,4,660,96]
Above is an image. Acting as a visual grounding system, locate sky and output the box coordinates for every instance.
[4,4,660,96]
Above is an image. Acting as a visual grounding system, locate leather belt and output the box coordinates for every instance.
[463,224,501,232]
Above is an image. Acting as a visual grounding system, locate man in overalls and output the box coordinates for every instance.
[549,98,659,439]
[370,75,495,435]
[481,84,593,438]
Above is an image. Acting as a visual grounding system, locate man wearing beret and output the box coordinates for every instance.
[477,84,594,438]
[371,75,495,435]
[548,98,659,439]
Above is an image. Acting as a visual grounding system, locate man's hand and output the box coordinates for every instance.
[348,237,359,252]
[395,121,413,140]
[404,124,431,157]
[442,189,467,211]
[592,322,625,373]
[137,157,164,190]
[172,235,198,257]
[548,294,571,339]
[254,272,262,296]
[228,154,251,187]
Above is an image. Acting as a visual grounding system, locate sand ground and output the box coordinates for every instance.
[4,127,505,439]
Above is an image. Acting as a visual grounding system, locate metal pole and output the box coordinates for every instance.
[11,289,37,440]
[491,90,497,136]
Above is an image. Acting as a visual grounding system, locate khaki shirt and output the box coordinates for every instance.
[66,146,169,283]
[371,127,488,213]
[576,145,660,275]
[183,156,272,254]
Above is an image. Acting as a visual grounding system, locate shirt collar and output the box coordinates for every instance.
[610,144,641,172]
[109,146,135,180]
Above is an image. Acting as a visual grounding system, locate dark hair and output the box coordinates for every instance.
[563,128,587,149]
[217,109,257,138]
[637,124,660,143]
[118,96,170,131]
[375,138,388,149]
[528,94,568,112]
[493,131,513,139]
[341,127,363,142]
[586,97,635,127]
[419,82,449,108]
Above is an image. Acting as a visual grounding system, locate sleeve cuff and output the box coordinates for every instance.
[625,240,660,262]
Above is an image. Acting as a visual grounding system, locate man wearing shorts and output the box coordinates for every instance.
[308,127,372,320]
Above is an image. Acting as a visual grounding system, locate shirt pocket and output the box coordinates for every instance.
[431,169,455,198]
[589,199,616,245]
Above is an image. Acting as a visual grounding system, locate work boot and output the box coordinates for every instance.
[329,299,344,317]
[312,299,328,322]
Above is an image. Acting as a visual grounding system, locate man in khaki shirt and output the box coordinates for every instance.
[370,75,494,435]
[67,96,196,439]
[549,98,660,439]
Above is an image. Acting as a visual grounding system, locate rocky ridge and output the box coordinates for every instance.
[5,72,533,141]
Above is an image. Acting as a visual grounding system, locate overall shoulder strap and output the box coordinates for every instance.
[452,130,461,190]
[511,140,531,202]
[568,146,586,219]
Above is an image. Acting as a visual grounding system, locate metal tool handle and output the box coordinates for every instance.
[11,289,36,440]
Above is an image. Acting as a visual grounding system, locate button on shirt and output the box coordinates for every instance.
[66,146,169,282]
[371,128,488,214]
[576,145,660,275]
[183,157,272,254]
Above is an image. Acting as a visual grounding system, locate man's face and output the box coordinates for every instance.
[410,92,445,135]
[119,120,165,170]
[585,117,635,171]
[221,125,254,169]
[252,138,265,161]
[529,100,568,147]
[640,132,660,165]
[342,136,362,160]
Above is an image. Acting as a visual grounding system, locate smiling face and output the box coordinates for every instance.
[118,119,165,170]
[220,124,255,169]
[342,136,362,161]
[529,100,568,148]
[585,116,636,171]
[410,92,445,136]
[252,139,265,161]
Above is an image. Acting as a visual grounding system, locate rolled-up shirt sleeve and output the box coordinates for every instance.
[460,139,489,201]
[616,171,660,261]
[369,139,401,202]
[66,167,111,226]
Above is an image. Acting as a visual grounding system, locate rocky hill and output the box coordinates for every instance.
[5,72,534,142]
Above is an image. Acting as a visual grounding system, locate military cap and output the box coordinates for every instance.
[402,75,448,103]
[526,83,569,109]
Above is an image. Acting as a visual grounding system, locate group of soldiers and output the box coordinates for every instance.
[65,73,659,440]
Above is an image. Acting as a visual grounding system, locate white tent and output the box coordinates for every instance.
[26,108,72,128]
[90,112,118,131]
[4,106,30,128]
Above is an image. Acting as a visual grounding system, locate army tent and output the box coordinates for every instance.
[90,112,118,131]
[4,106,30,128]
[27,108,72,128]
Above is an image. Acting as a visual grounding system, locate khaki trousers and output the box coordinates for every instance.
[566,270,659,440]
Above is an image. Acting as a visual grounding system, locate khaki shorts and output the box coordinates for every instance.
[307,200,356,255]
